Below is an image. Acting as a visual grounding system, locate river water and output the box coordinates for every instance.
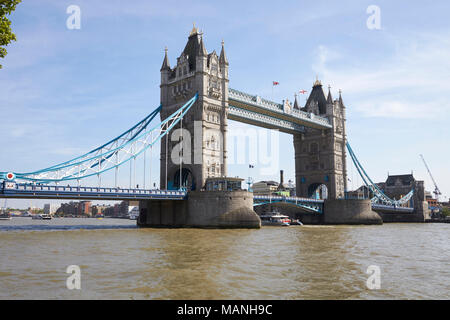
[0,218,448,300]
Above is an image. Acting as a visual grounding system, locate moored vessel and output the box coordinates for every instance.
[259,212,291,226]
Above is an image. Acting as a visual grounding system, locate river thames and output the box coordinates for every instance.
[0,218,448,300]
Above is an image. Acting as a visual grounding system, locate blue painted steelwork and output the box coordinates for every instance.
[371,203,414,213]
[0,182,187,201]
[227,105,305,133]
[253,195,323,213]
[346,142,414,207]
[0,93,199,183]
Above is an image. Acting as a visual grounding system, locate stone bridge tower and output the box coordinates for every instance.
[159,26,229,190]
[293,80,348,199]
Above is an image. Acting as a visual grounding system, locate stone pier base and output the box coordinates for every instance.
[323,199,383,225]
[137,190,261,229]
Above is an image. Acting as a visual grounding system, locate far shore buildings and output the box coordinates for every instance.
[56,201,130,217]
[251,170,296,196]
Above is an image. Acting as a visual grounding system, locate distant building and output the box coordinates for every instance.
[105,201,129,217]
[43,203,60,215]
[56,202,78,216]
[251,181,279,195]
[375,173,427,209]
[78,201,92,216]
[56,201,93,216]
[92,205,109,216]
[251,170,296,196]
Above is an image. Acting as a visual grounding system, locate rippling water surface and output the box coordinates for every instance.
[0,218,448,299]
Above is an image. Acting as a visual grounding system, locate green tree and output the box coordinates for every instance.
[441,207,450,217]
[0,0,21,69]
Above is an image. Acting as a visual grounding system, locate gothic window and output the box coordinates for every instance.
[183,66,187,75]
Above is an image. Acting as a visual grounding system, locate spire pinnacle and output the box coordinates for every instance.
[338,89,344,106]
[219,38,228,65]
[199,35,207,56]
[293,93,299,109]
[327,84,333,103]
[313,75,322,87]
[190,23,199,36]
[160,46,170,71]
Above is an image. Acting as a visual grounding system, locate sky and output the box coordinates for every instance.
[1,0,449,208]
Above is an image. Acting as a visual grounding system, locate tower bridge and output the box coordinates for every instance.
[0,26,430,227]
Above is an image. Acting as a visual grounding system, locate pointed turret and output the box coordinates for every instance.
[160,47,170,71]
[339,89,344,107]
[199,35,208,57]
[327,85,333,104]
[293,93,299,109]
[305,77,327,114]
[219,40,229,65]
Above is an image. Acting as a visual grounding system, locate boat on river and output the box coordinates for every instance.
[32,214,52,220]
[259,212,291,226]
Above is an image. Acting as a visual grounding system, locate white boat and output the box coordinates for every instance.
[32,214,52,220]
[260,212,291,226]
[128,206,139,220]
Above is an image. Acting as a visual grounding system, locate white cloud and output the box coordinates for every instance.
[312,32,450,119]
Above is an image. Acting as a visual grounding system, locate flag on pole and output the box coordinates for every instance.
[273,81,279,86]
[299,90,307,94]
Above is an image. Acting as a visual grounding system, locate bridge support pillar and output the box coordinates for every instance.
[138,190,260,228]
[323,199,382,225]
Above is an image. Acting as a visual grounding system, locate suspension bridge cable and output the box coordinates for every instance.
[1,93,198,183]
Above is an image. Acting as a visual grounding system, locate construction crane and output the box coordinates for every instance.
[420,154,442,202]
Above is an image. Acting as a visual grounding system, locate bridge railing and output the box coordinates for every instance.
[371,203,414,212]
[228,106,305,133]
[2,183,187,197]
[253,195,324,203]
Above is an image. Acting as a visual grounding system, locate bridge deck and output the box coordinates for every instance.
[0,183,187,201]
[228,88,332,131]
